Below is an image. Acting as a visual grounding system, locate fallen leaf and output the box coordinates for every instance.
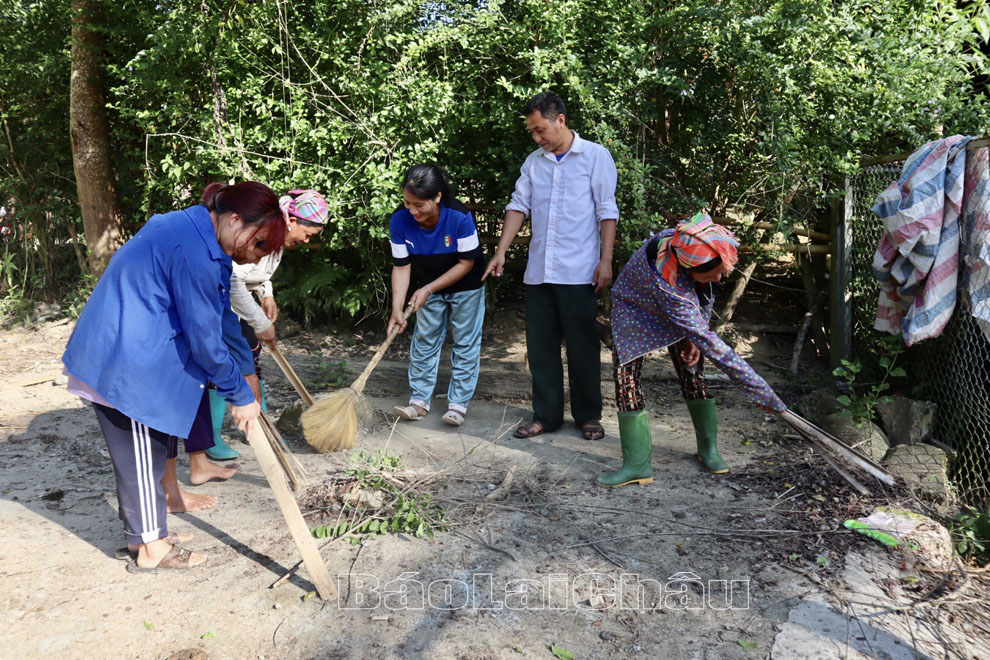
[143,621,155,631]
[550,645,575,660]
[303,590,316,601]
[200,632,215,639]
[737,639,758,650]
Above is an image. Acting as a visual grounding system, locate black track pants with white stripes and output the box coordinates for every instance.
[93,403,177,546]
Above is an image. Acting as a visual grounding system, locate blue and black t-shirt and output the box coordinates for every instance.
[389,198,485,293]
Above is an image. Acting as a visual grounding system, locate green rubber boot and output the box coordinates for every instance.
[686,398,728,474]
[206,389,239,461]
[596,410,654,487]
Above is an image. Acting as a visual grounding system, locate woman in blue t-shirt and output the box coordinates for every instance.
[388,164,486,426]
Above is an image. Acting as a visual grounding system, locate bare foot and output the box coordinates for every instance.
[137,539,207,569]
[189,457,240,486]
[165,488,217,513]
[128,531,193,553]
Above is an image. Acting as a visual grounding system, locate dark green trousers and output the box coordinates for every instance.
[525,283,602,430]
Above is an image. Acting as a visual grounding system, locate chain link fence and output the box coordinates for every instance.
[842,145,990,507]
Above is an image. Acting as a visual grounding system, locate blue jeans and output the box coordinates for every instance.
[408,287,485,413]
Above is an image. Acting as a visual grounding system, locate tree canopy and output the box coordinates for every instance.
[1,0,987,321]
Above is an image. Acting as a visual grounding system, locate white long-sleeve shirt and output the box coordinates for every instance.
[505,131,619,285]
[230,251,282,333]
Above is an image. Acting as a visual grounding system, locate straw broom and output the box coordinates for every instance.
[302,305,415,452]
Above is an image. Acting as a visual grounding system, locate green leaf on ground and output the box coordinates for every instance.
[551,644,575,659]
[200,632,215,639]
[143,621,155,631]
[737,640,758,650]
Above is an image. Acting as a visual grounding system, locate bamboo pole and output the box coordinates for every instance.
[266,342,316,408]
[859,137,990,168]
[244,419,336,601]
[259,415,302,491]
[778,410,896,486]
[260,409,308,480]
[711,217,831,242]
[738,243,832,255]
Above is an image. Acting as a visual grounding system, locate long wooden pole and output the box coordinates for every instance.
[266,342,316,407]
[244,419,336,601]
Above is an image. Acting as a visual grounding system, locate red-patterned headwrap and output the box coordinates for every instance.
[655,212,739,285]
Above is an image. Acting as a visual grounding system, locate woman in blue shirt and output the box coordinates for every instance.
[388,164,486,427]
[62,181,287,572]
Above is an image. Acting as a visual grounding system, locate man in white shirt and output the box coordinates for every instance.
[483,92,618,439]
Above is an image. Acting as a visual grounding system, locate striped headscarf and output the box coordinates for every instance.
[655,212,739,285]
[279,189,329,227]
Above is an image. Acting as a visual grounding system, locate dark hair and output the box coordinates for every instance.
[688,255,724,273]
[524,92,567,121]
[200,181,287,252]
[402,164,452,205]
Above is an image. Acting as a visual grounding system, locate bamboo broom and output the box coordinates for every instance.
[301,305,415,452]
[777,409,897,488]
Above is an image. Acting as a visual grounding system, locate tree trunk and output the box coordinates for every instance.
[69,0,124,276]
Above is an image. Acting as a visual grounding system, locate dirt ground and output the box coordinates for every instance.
[1,307,987,660]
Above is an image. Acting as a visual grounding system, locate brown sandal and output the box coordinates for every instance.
[513,421,547,439]
[125,545,204,574]
[115,531,193,560]
[581,420,605,440]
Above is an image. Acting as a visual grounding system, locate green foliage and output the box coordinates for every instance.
[951,505,990,562]
[305,356,348,391]
[0,1,84,304]
[1,0,989,320]
[310,450,446,544]
[832,336,908,425]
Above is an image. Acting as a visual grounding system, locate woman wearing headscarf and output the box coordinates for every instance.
[597,212,787,488]
[62,181,287,571]
[201,189,329,461]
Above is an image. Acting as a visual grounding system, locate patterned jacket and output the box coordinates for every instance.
[611,232,786,411]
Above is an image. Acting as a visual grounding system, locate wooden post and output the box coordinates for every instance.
[829,180,854,368]
[244,420,336,601]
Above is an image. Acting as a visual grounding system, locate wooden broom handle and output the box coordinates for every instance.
[265,341,316,408]
[351,305,415,395]
[244,419,336,600]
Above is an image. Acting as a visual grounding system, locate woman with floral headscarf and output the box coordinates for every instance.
[201,189,329,462]
[597,212,787,488]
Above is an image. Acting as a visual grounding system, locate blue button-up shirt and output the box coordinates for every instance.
[62,205,256,438]
[505,131,619,285]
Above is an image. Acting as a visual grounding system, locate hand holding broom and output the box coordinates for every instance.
[301,304,416,452]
